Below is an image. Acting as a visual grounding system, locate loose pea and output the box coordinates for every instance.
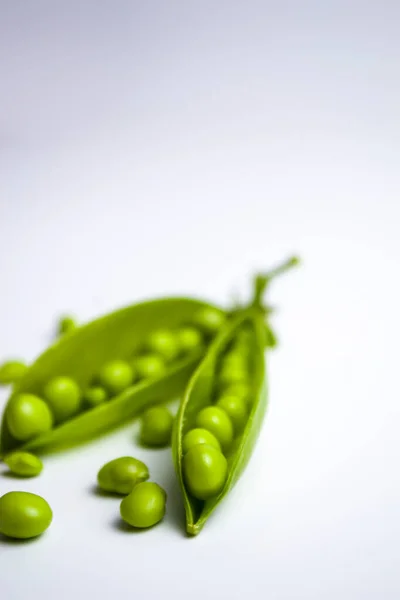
[97,456,149,494]
[195,406,233,451]
[134,354,166,381]
[146,330,179,362]
[98,360,134,395]
[58,315,77,336]
[6,394,53,441]
[44,376,81,422]
[4,451,43,477]
[0,491,52,539]
[120,482,166,528]
[192,307,226,336]
[216,395,248,433]
[140,406,173,447]
[176,327,203,354]
[0,360,28,386]
[182,428,221,454]
[84,386,108,407]
[183,444,228,500]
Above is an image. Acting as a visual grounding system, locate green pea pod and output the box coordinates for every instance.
[172,309,266,535]
[173,256,299,535]
[0,298,224,457]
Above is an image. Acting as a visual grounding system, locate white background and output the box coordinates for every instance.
[1,1,399,598]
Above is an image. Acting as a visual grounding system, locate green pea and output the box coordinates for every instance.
[183,444,228,500]
[140,406,173,447]
[120,482,166,528]
[192,308,226,336]
[195,406,233,451]
[0,491,52,539]
[218,366,248,389]
[44,376,81,422]
[0,360,28,386]
[182,428,221,454]
[98,360,134,395]
[134,354,166,381]
[176,327,203,354]
[221,351,248,371]
[4,451,43,477]
[220,382,251,403]
[58,315,77,336]
[84,386,108,407]
[216,395,248,433]
[146,330,179,362]
[97,456,149,495]
[6,394,53,441]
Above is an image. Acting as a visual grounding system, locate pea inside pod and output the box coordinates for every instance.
[173,256,299,535]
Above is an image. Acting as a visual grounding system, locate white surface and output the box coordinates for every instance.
[1,2,400,599]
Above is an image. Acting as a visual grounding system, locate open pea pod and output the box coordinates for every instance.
[172,307,267,535]
[0,297,224,457]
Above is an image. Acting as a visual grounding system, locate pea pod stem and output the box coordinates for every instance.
[252,255,300,309]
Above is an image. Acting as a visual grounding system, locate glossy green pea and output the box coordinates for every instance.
[135,354,166,380]
[221,382,252,403]
[177,327,203,354]
[98,360,134,395]
[4,451,43,477]
[58,315,77,336]
[0,491,52,539]
[182,428,221,453]
[183,444,228,500]
[218,364,249,388]
[83,386,108,407]
[145,330,179,362]
[0,360,28,386]
[195,406,233,451]
[97,456,149,494]
[120,482,166,528]
[6,394,53,441]
[220,351,248,371]
[216,395,248,433]
[140,406,173,447]
[192,307,226,336]
[44,376,81,422]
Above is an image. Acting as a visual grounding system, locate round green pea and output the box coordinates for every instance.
[44,376,81,422]
[98,360,134,395]
[140,406,173,447]
[120,482,166,528]
[0,360,28,386]
[134,354,166,380]
[97,456,149,495]
[177,327,203,354]
[84,386,108,407]
[221,351,248,371]
[192,308,226,336]
[216,395,248,433]
[6,394,53,441]
[195,406,234,451]
[183,444,228,500]
[220,382,251,403]
[182,428,221,454]
[218,363,249,388]
[4,452,43,477]
[146,330,179,362]
[58,315,77,336]
[0,491,52,539]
